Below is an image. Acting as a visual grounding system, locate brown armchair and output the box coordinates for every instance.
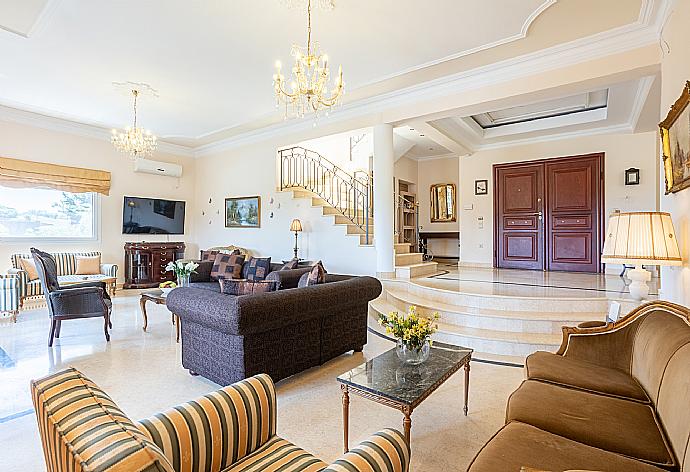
[31,248,112,347]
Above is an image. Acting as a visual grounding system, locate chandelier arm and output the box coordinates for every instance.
[307,0,312,57]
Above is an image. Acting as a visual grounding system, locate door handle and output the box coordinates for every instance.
[525,211,543,221]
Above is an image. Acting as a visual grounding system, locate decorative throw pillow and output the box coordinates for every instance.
[219,279,278,295]
[75,255,101,275]
[200,250,219,262]
[242,257,272,281]
[298,261,326,288]
[19,257,39,281]
[211,253,245,280]
[280,258,299,270]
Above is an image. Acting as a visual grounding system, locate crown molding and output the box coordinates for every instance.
[196,0,670,157]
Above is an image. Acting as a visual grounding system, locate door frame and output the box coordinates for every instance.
[492,152,605,272]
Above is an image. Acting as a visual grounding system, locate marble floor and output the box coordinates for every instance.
[0,291,524,471]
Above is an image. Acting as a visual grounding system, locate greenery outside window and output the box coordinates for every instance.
[0,186,98,240]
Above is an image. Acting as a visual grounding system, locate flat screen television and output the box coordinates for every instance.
[122,196,186,235]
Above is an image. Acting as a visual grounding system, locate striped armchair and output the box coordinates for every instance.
[9,251,117,307]
[0,274,19,322]
[31,368,410,472]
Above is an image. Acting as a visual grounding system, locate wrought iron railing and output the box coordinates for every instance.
[279,146,372,243]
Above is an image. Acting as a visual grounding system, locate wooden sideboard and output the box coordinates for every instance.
[124,242,185,289]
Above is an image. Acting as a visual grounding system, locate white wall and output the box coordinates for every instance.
[459,131,658,266]
[659,1,690,306]
[417,157,460,257]
[0,120,197,284]
[194,139,376,276]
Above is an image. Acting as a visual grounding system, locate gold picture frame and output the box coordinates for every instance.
[225,196,261,228]
[660,81,690,194]
[430,183,457,222]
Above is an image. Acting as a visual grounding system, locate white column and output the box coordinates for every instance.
[373,123,395,277]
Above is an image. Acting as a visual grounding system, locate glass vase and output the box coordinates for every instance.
[396,339,431,365]
[177,273,191,287]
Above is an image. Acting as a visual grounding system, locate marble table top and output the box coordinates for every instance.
[337,345,472,406]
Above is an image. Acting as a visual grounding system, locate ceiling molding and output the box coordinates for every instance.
[629,75,656,132]
[408,121,472,155]
[408,153,459,162]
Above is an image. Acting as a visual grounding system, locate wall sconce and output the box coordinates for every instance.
[625,168,640,185]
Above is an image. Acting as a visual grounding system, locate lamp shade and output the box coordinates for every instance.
[290,218,303,232]
[602,211,682,266]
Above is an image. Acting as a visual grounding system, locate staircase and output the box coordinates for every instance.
[393,241,438,278]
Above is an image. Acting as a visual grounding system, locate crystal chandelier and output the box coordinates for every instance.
[111,89,157,158]
[273,0,344,118]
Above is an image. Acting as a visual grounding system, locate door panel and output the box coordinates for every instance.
[494,154,603,273]
[495,164,544,270]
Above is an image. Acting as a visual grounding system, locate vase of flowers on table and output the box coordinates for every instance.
[165,260,199,288]
[378,306,440,365]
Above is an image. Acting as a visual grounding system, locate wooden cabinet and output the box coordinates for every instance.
[124,242,185,289]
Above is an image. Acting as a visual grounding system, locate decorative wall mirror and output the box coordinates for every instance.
[430,183,456,222]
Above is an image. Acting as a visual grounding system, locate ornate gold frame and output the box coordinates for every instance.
[430,183,457,222]
[659,81,690,194]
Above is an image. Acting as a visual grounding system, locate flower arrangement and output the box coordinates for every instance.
[165,260,199,286]
[378,305,440,353]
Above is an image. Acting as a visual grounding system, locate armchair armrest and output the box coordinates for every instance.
[322,429,410,472]
[137,374,276,472]
[48,287,108,315]
[99,263,118,278]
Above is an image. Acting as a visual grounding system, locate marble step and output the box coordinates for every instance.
[383,287,601,334]
[395,262,439,279]
[394,242,412,254]
[395,252,424,266]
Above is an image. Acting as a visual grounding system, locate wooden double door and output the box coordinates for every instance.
[493,153,604,273]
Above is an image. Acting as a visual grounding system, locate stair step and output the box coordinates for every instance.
[394,243,412,254]
[395,261,439,279]
[347,224,374,235]
[395,253,424,265]
[360,234,374,245]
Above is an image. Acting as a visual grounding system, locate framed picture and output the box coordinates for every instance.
[225,196,261,228]
[475,179,488,195]
[660,81,690,194]
[625,168,640,186]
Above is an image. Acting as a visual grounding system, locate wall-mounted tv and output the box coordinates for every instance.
[123,196,186,235]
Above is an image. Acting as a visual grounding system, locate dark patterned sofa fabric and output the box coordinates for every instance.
[280,258,299,270]
[211,253,245,280]
[166,274,381,385]
[190,260,214,282]
[219,279,278,295]
[242,257,272,281]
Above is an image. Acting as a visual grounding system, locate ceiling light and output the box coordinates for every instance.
[273,0,344,119]
[111,89,157,159]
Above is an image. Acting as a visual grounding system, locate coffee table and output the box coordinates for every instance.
[337,344,472,451]
[139,290,180,342]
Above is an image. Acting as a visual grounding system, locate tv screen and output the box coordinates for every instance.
[123,196,186,235]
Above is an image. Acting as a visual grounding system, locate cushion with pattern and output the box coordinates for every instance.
[219,279,278,295]
[280,258,299,270]
[211,253,245,280]
[297,261,326,288]
[200,250,219,262]
[242,257,272,281]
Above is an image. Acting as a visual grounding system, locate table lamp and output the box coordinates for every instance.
[290,218,303,259]
[602,211,682,300]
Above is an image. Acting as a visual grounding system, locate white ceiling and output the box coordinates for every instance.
[0,0,555,139]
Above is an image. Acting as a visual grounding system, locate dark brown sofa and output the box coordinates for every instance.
[468,300,690,472]
[166,274,382,386]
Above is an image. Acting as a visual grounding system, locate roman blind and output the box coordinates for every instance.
[0,156,111,195]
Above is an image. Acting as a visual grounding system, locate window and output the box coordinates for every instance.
[0,186,98,240]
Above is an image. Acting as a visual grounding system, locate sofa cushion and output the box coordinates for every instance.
[190,260,214,282]
[223,436,326,472]
[468,421,667,472]
[656,343,690,471]
[75,254,101,275]
[220,279,278,296]
[19,257,39,281]
[525,351,649,402]
[200,249,219,261]
[280,258,299,270]
[298,261,326,288]
[211,253,245,280]
[242,257,272,281]
[507,380,675,468]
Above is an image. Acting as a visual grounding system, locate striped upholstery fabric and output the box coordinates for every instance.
[137,374,277,472]
[10,252,117,302]
[0,274,19,320]
[322,429,410,472]
[224,436,326,471]
[31,368,174,472]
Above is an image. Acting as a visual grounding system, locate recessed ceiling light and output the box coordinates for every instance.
[429,147,434,151]
[420,134,425,137]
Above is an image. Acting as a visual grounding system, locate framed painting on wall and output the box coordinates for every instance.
[660,81,690,194]
[225,196,261,228]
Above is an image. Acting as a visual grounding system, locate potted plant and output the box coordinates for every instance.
[165,260,199,288]
[378,306,439,365]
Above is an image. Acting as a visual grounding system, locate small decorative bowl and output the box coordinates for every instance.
[160,287,174,297]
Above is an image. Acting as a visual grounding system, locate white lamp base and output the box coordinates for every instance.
[627,265,651,300]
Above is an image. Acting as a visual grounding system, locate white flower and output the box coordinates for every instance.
[165,261,176,272]
[176,260,185,269]
[185,261,199,272]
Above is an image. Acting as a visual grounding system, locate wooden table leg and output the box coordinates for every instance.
[140,298,148,332]
[464,361,471,416]
[175,314,180,343]
[341,384,350,453]
[402,407,412,445]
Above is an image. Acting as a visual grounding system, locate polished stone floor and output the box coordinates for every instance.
[0,292,523,471]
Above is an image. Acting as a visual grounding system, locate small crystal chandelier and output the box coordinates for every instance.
[273,0,344,119]
[111,89,157,158]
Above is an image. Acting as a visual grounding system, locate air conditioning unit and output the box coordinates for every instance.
[134,158,183,178]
